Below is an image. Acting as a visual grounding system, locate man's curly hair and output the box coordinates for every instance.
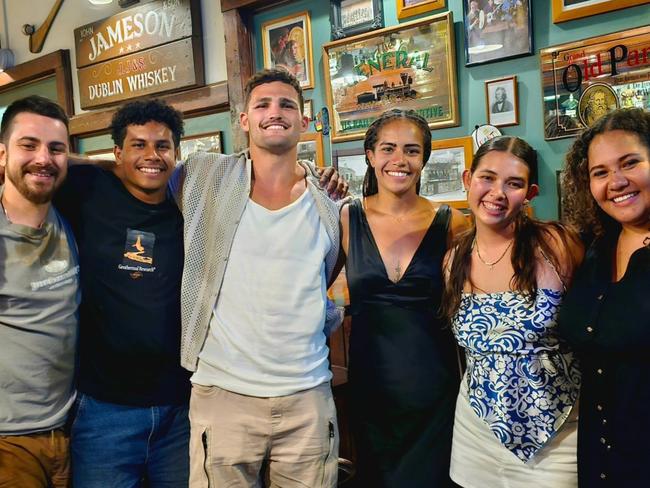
[562,108,650,238]
[110,98,184,148]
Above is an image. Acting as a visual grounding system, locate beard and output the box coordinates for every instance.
[5,155,63,205]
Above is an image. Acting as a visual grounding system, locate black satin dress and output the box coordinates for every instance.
[346,199,459,488]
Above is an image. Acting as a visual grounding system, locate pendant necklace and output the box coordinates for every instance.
[473,237,514,269]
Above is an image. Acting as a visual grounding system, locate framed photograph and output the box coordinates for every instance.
[330,0,384,40]
[304,99,313,121]
[423,136,473,208]
[463,0,533,66]
[323,12,459,143]
[333,148,367,199]
[262,11,315,90]
[485,75,519,127]
[396,0,446,20]
[297,132,325,167]
[552,0,650,23]
[540,25,650,140]
[179,132,223,160]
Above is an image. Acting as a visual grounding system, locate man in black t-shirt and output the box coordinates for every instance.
[55,100,189,487]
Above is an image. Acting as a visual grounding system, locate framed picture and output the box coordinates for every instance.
[540,25,650,140]
[333,148,367,199]
[423,136,473,208]
[330,0,384,40]
[179,132,223,160]
[463,0,533,66]
[552,0,650,23]
[396,0,445,20]
[304,99,313,121]
[485,75,519,127]
[297,132,325,167]
[262,11,315,89]
[323,12,459,143]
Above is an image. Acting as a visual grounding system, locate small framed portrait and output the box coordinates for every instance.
[552,0,650,23]
[333,148,367,199]
[297,132,325,167]
[304,99,313,121]
[396,0,446,20]
[485,75,519,127]
[423,136,473,208]
[330,0,384,40]
[463,0,533,66]
[577,82,620,128]
[179,132,223,160]
[262,11,315,89]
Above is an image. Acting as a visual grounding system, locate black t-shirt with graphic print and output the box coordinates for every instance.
[55,165,189,406]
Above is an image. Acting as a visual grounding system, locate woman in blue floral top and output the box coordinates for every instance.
[442,136,583,487]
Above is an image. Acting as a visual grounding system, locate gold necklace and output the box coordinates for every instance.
[473,237,514,269]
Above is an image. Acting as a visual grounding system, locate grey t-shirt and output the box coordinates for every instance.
[0,189,80,434]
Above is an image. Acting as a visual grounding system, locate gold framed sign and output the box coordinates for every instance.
[551,0,650,24]
[540,25,650,140]
[322,12,459,143]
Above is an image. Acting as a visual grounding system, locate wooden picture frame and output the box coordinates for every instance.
[552,0,650,23]
[463,0,533,66]
[396,0,445,20]
[330,0,384,40]
[298,132,325,167]
[179,131,223,160]
[322,12,459,143]
[333,148,367,199]
[262,11,315,90]
[424,136,473,208]
[485,75,519,127]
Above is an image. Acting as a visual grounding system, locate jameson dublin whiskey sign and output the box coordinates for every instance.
[74,0,203,109]
[540,25,650,140]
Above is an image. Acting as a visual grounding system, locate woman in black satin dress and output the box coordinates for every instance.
[339,109,466,487]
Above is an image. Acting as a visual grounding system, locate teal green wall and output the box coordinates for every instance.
[252,1,650,220]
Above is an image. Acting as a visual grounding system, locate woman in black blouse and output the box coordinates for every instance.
[559,108,650,486]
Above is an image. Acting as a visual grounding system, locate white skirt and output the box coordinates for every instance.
[450,380,578,488]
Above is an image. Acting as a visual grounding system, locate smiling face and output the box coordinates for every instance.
[240,81,307,157]
[0,112,68,205]
[366,119,425,197]
[588,130,650,232]
[464,150,537,230]
[114,121,177,204]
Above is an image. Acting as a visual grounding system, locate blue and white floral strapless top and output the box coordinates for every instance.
[452,289,581,462]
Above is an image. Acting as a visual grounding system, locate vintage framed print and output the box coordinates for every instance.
[423,136,473,208]
[540,25,650,140]
[333,148,367,199]
[396,0,445,20]
[297,132,325,167]
[552,0,650,23]
[179,132,223,160]
[304,99,313,121]
[463,0,533,66]
[262,11,315,89]
[330,0,384,40]
[323,12,459,143]
[485,75,519,127]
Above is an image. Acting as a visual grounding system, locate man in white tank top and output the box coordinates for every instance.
[182,69,342,487]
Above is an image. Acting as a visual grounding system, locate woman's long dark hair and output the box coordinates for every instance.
[362,109,432,196]
[441,136,579,319]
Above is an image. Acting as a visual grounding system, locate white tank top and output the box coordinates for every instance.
[191,188,333,396]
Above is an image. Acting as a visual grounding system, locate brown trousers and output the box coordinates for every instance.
[189,382,339,488]
[0,429,70,488]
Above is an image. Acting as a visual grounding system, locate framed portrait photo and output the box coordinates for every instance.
[485,75,519,127]
[463,0,533,66]
[297,132,325,167]
[396,0,446,20]
[333,148,367,199]
[330,0,384,40]
[262,11,315,90]
[323,12,459,143]
[179,132,223,160]
[552,0,650,23]
[423,136,473,208]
